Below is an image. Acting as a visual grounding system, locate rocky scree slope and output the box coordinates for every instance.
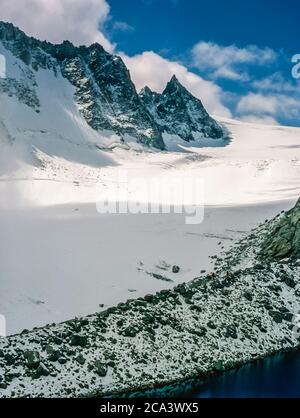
[0,22,225,150]
[0,200,300,397]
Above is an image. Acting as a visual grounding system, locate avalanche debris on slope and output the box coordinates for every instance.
[0,201,299,398]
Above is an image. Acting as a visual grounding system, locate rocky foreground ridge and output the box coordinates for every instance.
[0,200,299,398]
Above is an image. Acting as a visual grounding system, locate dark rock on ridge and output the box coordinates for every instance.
[140,75,225,142]
[0,21,226,149]
[261,198,300,259]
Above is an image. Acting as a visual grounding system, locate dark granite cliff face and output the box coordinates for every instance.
[261,199,300,259]
[0,21,225,149]
[0,21,164,149]
[140,75,224,142]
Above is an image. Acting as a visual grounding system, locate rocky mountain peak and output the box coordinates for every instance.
[140,75,225,142]
[0,20,225,149]
[140,86,153,97]
[0,21,165,149]
[0,21,24,41]
[170,74,179,83]
[163,74,186,95]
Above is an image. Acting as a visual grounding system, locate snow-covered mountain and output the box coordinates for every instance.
[0,21,225,154]
[140,75,224,142]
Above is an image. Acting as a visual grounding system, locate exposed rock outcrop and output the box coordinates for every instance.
[261,199,300,259]
[0,21,164,149]
[140,75,224,142]
[0,21,226,150]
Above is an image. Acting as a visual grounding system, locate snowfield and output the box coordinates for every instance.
[0,114,300,335]
[1,201,294,336]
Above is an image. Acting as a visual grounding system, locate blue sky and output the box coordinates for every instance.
[105,0,300,126]
[107,0,299,57]
[1,0,299,126]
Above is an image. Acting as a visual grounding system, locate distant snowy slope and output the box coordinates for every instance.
[2,22,297,202]
[1,115,299,210]
[0,45,100,146]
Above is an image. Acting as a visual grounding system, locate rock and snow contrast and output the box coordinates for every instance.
[0,21,225,153]
[1,21,300,398]
[261,199,300,259]
[0,199,300,397]
[139,75,225,143]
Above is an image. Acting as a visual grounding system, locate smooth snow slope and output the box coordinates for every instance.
[0,117,300,334]
[0,42,124,172]
[0,201,294,335]
[1,117,300,208]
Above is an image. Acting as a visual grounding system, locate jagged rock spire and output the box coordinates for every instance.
[0,20,165,149]
[163,75,186,95]
[139,74,225,142]
[139,86,153,97]
[0,20,225,149]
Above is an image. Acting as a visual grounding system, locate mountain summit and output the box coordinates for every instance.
[0,21,225,151]
[140,75,224,142]
[0,21,164,149]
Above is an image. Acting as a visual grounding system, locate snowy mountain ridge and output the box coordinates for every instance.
[0,21,225,153]
[140,75,224,142]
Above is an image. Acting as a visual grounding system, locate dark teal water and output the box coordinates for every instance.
[194,351,300,398]
[121,350,300,398]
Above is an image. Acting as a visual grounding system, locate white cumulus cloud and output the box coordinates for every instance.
[121,51,231,117]
[0,0,114,52]
[237,93,279,115]
[191,41,277,81]
[252,72,300,93]
[237,92,300,121]
[112,21,134,33]
[239,115,279,126]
